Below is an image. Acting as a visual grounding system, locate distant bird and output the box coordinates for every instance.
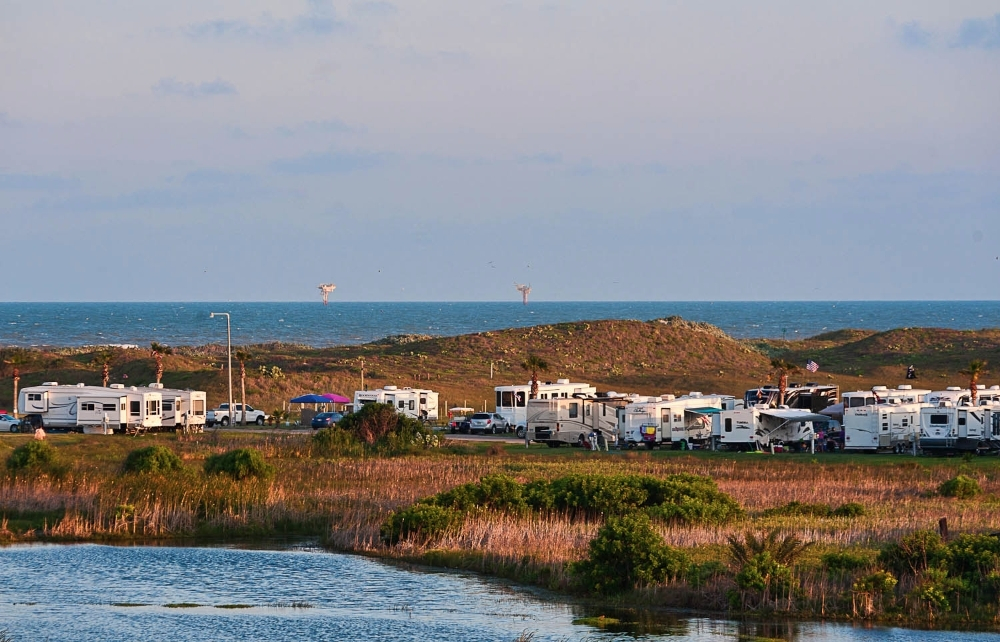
[488,261,496,268]
[318,283,336,305]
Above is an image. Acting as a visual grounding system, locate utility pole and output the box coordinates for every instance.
[360,358,365,391]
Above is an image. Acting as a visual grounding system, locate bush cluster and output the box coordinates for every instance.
[939,474,981,499]
[380,504,460,545]
[122,446,183,474]
[6,441,57,472]
[312,403,439,456]
[761,501,866,518]
[204,448,274,480]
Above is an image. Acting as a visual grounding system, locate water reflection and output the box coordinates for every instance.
[0,543,999,641]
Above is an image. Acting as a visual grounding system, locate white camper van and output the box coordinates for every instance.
[714,406,833,452]
[494,379,597,435]
[919,387,1000,454]
[133,383,207,432]
[843,402,924,453]
[525,394,625,448]
[619,393,736,449]
[353,386,439,421]
[19,382,163,434]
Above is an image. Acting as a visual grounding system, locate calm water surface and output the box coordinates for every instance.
[2,301,999,347]
[1,543,998,641]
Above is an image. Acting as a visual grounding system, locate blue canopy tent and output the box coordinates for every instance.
[290,394,331,404]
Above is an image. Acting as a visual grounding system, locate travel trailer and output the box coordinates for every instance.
[494,379,597,433]
[525,394,626,448]
[619,393,737,449]
[18,382,163,434]
[714,406,834,452]
[353,386,439,421]
[919,388,1000,454]
[743,383,839,412]
[132,383,207,432]
[841,385,930,409]
[843,402,924,453]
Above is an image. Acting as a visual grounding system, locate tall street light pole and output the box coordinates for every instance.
[210,312,233,427]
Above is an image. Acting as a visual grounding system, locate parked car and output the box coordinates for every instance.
[312,412,344,429]
[448,416,471,434]
[0,414,22,432]
[469,412,510,434]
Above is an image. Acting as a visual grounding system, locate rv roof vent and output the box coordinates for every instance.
[77,383,86,388]
[689,392,703,397]
[872,386,888,391]
[149,383,163,389]
[976,384,985,390]
[660,394,675,401]
[779,404,790,409]
[556,378,570,385]
[946,387,962,391]
[384,385,398,391]
[130,386,137,391]
[897,385,912,390]
[109,383,125,389]
[604,391,619,398]
[42,381,59,386]
[991,386,1000,391]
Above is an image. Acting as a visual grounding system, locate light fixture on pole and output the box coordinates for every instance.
[210,312,233,427]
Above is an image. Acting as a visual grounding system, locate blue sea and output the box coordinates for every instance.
[1,301,998,348]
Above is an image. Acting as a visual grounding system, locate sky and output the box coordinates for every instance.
[1,0,999,302]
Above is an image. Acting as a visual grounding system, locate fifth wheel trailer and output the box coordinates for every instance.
[18,382,162,434]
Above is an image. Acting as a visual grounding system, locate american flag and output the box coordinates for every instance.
[805,360,819,373]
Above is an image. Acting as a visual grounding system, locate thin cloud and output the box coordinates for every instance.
[352,1,397,17]
[271,149,386,175]
[183,0,350,44]
[0,173,78,190]
[953,14,1000,50]
[152,77,238,98]
[517,152,563,165]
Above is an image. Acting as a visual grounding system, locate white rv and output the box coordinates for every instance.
[132,383,207,432]
[841,385,930,409]
[525,395,624,448]
[619,393,736,450]
[843,402,924,453]
[714,406,833,452]
[743,384,839,412]
[19,382,163,434]
[919,387,1000,454]
[494,379,597,433]
[353,386,439,421]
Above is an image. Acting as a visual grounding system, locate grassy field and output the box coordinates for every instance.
[2,429,999,624]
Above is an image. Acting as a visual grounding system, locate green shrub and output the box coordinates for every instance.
[852,570,897,616]
[822,550,872,574]
[380,504,460,545]
[878,530,950,576]
[946,533,1000,600]
[939,474,981,499]
[734,551,793,598]
[312,428,365,458]
[571,512,689,594]
[6,441,56,472]
[832,502,866,518]
[204,448,274,480]
[122,446,183,474]
[686,560,727,589]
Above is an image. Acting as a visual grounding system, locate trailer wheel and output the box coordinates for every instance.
[546,441,562,448]
[645,442,655,450]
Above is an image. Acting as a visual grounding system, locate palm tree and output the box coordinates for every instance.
[235,348,253,426]
[769,358,798,406]
[961,360,988,406]
[92,348,115,387]
[521,354,549,400]
[150,342,173,384]
[4,349,29,416]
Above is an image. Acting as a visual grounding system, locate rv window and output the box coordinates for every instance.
[193,400,205,414]
[540,393,547,399]
[929,414,949,425]
[163,401,173,411]
[82,402,96,411]
[147,400,160,415]
[130,401,140,415]
[398,401,405,409]
[103,403,116,412]
[409,400,415,410]
[958,416,966,426]
[121,403,126,411]
[585,404,591,417]
[674,414,682,422]
[725,418,732,433]
[568,403,579,419]
[28,393,42,401]
[902,418,908,426]
[882,423,888,431]
[419,397,426,405]
[515,392,525,407]
[561,393,568,398]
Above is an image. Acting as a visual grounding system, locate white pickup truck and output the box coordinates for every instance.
[207,403,269,427]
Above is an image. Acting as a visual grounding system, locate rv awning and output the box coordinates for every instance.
[818,403,844,417]
[323,393,351,404]
[685,407,722,415]
[758,408,831,423]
